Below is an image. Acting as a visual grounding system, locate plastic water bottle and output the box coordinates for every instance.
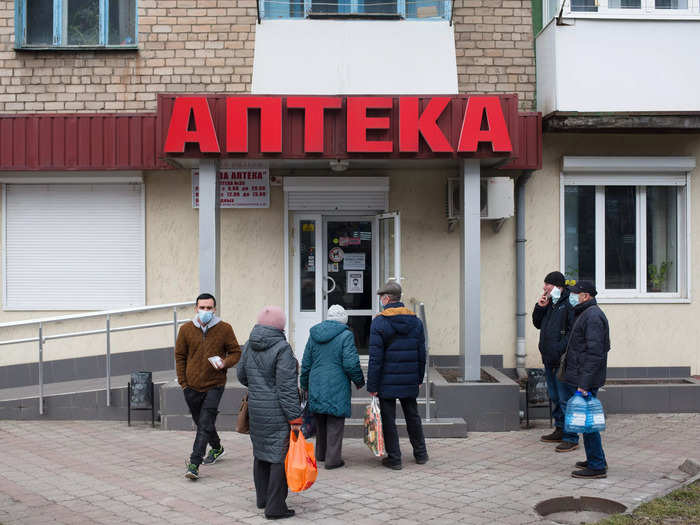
[585,395,606,433]
[564,391,588,434]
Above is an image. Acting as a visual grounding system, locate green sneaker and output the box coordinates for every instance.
[203,446,226,465]
[184,462,199,480]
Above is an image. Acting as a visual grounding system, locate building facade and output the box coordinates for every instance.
[0,0,697,398]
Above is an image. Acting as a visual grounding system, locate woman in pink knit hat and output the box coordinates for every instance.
[237,306,302,520]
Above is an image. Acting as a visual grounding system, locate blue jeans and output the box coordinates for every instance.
[545,367,578,444]
[561,383,607,470]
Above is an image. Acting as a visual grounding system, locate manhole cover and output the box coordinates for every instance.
[535,496,627,524]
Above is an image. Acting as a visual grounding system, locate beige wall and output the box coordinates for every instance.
[219,185,285,344]
[525,134,700,375]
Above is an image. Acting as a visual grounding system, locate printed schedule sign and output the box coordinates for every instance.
[192,166,270,208]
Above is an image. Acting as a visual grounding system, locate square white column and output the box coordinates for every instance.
[460,159,481,381]
[198,160,220,301]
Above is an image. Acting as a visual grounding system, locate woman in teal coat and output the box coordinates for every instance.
[300,305,365,469]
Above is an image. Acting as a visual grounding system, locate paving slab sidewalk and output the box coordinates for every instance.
[1,413,698,524]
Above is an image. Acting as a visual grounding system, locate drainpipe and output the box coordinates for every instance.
[515,170,533,380]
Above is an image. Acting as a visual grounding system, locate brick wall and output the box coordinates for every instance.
[453,0,536,110]
[0,0,257,113]
[0,0,537,113]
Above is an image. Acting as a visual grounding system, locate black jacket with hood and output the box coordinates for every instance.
[532,289,575,368]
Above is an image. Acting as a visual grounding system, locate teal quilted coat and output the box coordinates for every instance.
[300,321,365,418]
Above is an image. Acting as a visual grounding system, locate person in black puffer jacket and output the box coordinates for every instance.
[532,271,575,447]
[558,280,610,480]
[237,306,302,521]
[367,281,428,471]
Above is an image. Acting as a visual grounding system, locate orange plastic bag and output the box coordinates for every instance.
[285,430,318,492]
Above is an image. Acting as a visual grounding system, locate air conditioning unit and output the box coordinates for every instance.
[447,177,514,221]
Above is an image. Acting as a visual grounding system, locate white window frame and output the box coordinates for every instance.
[15,0,139,50]
[559,156,694,304]
[560,0,700,19]
[2,175,146,311]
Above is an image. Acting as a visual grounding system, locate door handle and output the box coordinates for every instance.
[323,275,336,298]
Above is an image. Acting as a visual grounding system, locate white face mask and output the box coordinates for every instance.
[550,287,562,303]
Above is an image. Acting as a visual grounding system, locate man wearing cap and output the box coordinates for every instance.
[367,281,428,470]
[558,280,610,479]
[532,271,576,449]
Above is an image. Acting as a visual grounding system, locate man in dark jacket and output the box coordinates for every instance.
[559,280,610,479]
[367,281,428,470]
[176,293,241,480]
[532,271,576,448]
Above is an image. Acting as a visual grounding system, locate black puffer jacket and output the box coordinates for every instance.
[532,290,575,367]
[237,324,302,464]
[560,299,610,391]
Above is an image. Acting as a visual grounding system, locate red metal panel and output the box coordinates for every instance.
[13,118,27,169]
[78,117,92,168]
[65,116,78,168]
[53,117,65,168]
[142,116,156,169]
[26,117,39,169]
[90,117,104,167]
[39,117,53,168]
[0,118,12,167]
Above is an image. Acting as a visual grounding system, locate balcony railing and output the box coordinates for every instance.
[258,0,452,20]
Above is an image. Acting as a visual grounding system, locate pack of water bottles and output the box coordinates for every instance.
[564,391,606,434]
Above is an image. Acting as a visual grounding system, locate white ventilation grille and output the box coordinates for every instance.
[4,183,145,310]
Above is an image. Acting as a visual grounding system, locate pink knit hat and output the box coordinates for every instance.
[256,306,286,330]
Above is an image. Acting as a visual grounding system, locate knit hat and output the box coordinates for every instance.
[256,306,286,330]
[327,304,348,325]
[544,271,566,288]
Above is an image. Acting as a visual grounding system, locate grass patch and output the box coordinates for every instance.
[597,480,700,524]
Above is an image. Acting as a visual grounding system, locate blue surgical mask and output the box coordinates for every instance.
[568,293,579,307]
[550,287,562,303]
[198,309,214,324]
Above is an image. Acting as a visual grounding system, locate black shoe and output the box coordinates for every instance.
[202,446,225,465]
[555,442,579,453]
[575,460,608,470]
[381,457,402,470]
[571,467,607,479]
[265,509,295,520]
[325,460,345,470]
[540,428,564,443]
[415,455,429,465]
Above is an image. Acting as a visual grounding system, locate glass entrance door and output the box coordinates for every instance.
[323,217,376,353]
[291,212,400,359]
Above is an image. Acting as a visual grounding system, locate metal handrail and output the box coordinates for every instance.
[417,302,431,422]
[0,301,195,415]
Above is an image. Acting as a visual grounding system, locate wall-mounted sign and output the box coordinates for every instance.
[347,271,363,294]
[343,253,366,271]
[164,95,513,156]
[192,165,269,208]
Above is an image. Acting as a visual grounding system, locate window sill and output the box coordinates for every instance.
[306,12,403,19]
[562,11,700,20]
[597,296,690,304]
[14,45,138,52]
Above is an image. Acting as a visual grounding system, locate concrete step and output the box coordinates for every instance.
[162,413,467,438]
[350,397,436,419]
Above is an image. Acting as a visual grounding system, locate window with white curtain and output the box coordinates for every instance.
[560,157,692,302]
[550,0,698,20]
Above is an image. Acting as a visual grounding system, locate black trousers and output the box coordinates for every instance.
[315,413,345,468]
[183,386,224,466]
[379,397,428,465]
[254,458,289,518]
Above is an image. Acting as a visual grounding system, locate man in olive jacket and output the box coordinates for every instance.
[176,293,241,480]
[558,280,610,479]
